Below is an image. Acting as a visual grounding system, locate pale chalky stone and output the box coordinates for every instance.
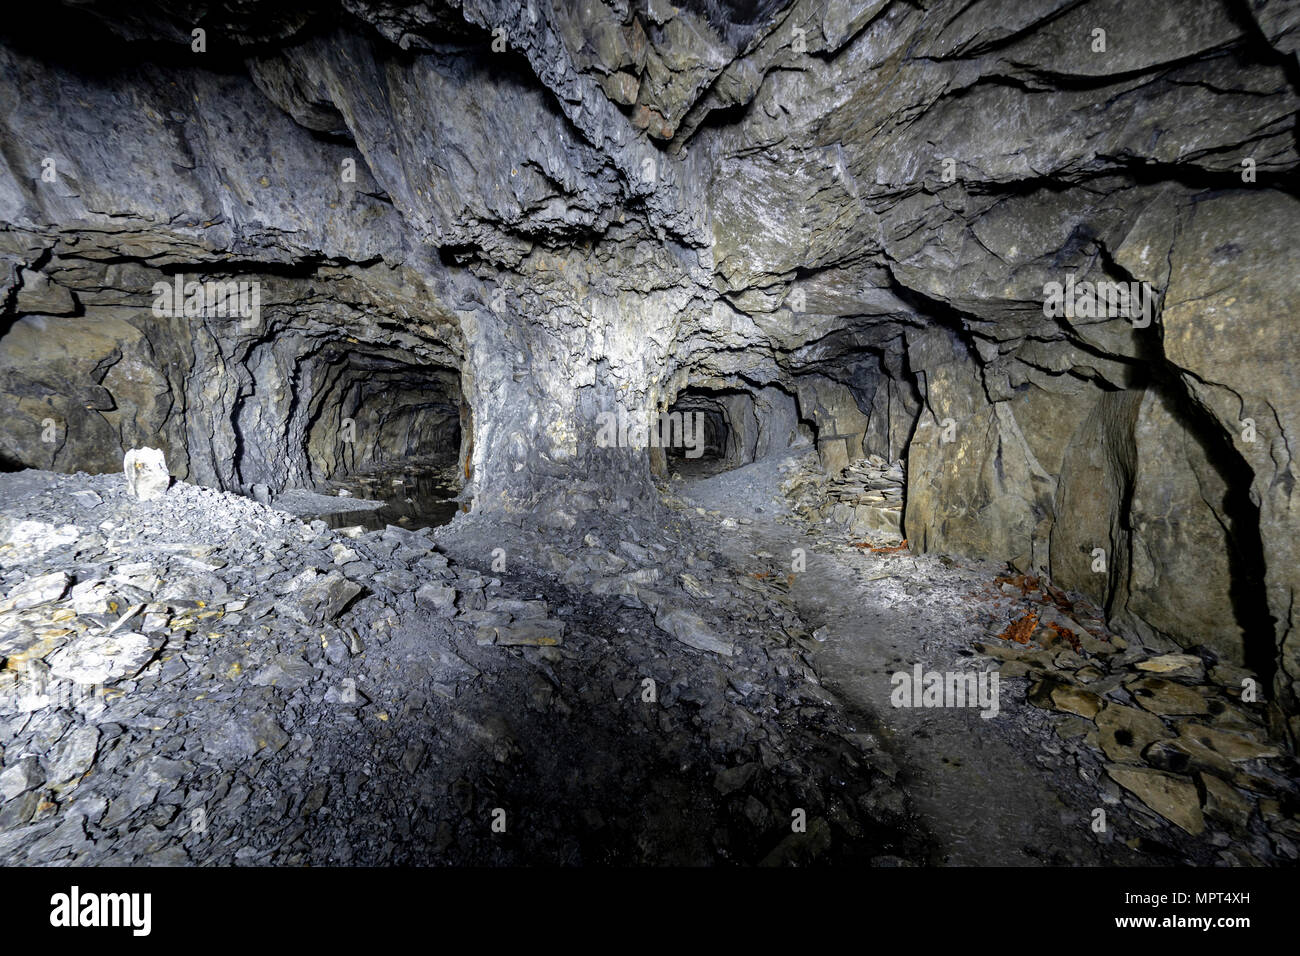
[123,447,170,500]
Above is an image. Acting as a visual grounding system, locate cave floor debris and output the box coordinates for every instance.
[676,453,1300,866]
[0,468,923,865]
[1,464,1295,865]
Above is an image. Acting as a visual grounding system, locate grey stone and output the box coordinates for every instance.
[0,756,43,800]
[0,571,69,612]
[415,583,457,616]
[654,608,735,656]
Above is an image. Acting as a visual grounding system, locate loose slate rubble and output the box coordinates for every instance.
[5,457,1296,867]
[0,469,928,865]
[971,569,1300,865]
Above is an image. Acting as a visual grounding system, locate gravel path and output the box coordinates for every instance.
[679,454,1288,866]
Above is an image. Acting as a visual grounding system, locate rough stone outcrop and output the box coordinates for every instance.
[0,0,1297,736]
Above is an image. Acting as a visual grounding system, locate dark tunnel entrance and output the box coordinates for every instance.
[296,343,470,531]
[660,384,812,480]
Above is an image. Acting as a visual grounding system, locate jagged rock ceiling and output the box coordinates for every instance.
[1,0,1299,736]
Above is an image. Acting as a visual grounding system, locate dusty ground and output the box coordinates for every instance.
[0,467,920,865]
[676,453,1299,866]
[0,461,1294,865]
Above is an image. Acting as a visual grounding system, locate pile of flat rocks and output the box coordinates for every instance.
[783,455,904,542]
[974,580,1300,865]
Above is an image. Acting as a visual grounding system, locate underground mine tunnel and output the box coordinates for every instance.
[0,0,1298,877]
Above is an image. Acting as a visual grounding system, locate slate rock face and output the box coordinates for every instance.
[0,0,1297,735]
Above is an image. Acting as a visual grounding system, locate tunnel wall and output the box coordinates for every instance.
[0,0,1296,736]
[0,263,468,496]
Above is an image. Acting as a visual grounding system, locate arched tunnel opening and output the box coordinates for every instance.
[662,388,748,477]
[658,347,916,546]
[659,383,814,480]
[297,344,470,530]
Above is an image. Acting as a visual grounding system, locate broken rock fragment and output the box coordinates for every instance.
[123,446,170,500]
[46,630,158,684]
[655,607,735,656]
[0,571,70,612]
[415,582,457,616]
[283,569,362,625]
[1107,765,1205,835]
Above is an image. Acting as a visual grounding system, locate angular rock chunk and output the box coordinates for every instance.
[123,446,170,500]
[48,725,99,791]
[0,757,43,800]
[655,607,734,656]
[415,582,458,616]
[1107,765,1205,835]
[1145,736,1233,777]
[0,571,70,612]
[284,569,362,625]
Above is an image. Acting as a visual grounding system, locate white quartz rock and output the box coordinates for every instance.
[123,447,170,500]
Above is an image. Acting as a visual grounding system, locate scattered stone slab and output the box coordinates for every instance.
[654,607,735,656]
[759,816,833,866]
[250,653,317,691]
[1107,765,1205,835]
[46,630,158,684]
[678,572,713,599]
[1029,676,1101,718]
[4,520,80,554]
[714,762,758,796]
[1178,722,1279,762]
[1128,676,1208,716]
[1134,653,1204,679]
[486,619,566,646]
[1095,703,1172,763]
[484,597,547,620]
[1145,736,1233,777]
[0,571,70,612]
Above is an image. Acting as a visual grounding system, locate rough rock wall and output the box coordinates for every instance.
[0,0,1297,731]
